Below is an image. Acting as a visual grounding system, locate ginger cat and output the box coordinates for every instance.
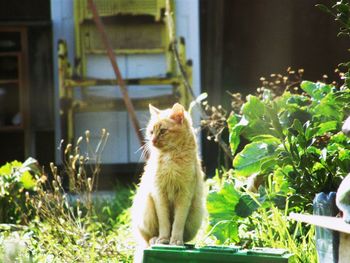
[132,103,205,252]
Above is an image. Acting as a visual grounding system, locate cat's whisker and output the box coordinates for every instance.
[135,144,146,154]
[140,150,147,161]
[137,142,151,161]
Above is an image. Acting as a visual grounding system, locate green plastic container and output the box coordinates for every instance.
[143,244,295,263]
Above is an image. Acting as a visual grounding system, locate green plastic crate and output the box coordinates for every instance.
[143,245,295,263]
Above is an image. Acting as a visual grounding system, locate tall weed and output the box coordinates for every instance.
[24,129,135,262]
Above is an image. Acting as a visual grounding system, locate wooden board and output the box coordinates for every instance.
[289,213,350,234]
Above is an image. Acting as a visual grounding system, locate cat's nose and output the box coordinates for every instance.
[152,138,158,145]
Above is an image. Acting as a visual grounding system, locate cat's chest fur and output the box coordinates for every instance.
[155,152,196,202]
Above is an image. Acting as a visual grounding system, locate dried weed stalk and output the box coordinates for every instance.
[24,129,114,260]
[257,67,304,98]
[29,129,109,220]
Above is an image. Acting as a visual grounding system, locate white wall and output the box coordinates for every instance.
[51,0,201,164]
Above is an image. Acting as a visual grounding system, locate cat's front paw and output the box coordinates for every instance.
[149,237,158,245]
[156,237,170,244]
[170,237,184,246]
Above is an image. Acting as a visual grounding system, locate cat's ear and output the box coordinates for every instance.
[170,103,185,124]
[149,104,160,116]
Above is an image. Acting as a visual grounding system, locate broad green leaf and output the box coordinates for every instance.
[242,95,266,121]
[301,81,332,101]
[286,94,310,107]
[313,94,342,122]
[207,182,242,243]
[209,219,239,243]
[266,102,284,137]
[233,139,279,177]
[235,194,259,217]
[243,119,276,139]
[305,126,319,141]
[280,109,312,131]
[260,158,278,173]
[228,114,248,156]
[240,95,282,139]
[251,134,281,142]
[300,81,317,97]
[207,182,240,222]
[315,121,338,136]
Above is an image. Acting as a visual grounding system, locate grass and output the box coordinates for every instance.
[0,186,135,263]
[248,206,318,263]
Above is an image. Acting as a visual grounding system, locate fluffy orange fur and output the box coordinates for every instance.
[131,103,205,256]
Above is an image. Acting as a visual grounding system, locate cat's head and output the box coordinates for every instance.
[146,103,194,151]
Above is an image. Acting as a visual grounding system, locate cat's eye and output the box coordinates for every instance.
[159,128,167,135]
[150,130,154,135]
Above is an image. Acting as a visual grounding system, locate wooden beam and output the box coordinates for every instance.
[289,213,350,234]
[65,77,181,88]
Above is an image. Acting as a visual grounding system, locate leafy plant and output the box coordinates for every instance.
[206,171,318,262]
[0,158,39,224]
[228,81,350,210]
[206,76,349,262]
